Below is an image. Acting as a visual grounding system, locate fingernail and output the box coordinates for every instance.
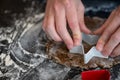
[96,44,103,52]
[68,45,73,50]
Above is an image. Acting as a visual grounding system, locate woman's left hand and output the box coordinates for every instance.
[94,6,120,57]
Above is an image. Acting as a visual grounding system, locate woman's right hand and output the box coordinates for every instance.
[42,0,91,49]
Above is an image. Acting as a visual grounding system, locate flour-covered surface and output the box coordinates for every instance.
[0,0,120,80]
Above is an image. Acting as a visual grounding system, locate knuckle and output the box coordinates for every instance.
[63,0,71,8]
[54,1,59,11]
[69,22,75,27]
[104,29,110,34]
[111,34,120,41]
[69,21,77,28]
[103,48,110,55]
[54,4,59,12]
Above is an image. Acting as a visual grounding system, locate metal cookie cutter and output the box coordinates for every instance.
[70,33,108,64]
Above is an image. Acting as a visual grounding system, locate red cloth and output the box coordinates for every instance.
[81,70,110,80]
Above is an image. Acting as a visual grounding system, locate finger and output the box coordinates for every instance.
[94,10,116,35]
[54,1,73,49]
[42,16,47,31]
[111,44,120,57]
[42,0,49,31]
[64,0,81,46]
[102,27,120,56]
[45,7,62,41]
[77,2,91,34]
[42,1,52,36]
[79,17,91,34]
[96,15,120,52]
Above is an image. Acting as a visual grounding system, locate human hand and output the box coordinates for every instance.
[94,6,120,57]
[42,0,91,49]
